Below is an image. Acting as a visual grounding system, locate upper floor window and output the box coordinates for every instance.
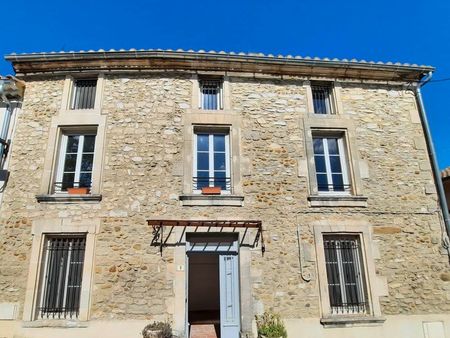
[312,83,334,114]
[313,135,350,194]
[323,235,367,315]
[193,129,230,193]
[55,131,96,193]
[199,78,223,110]
[38,236,86,319]
[71,79,97,110]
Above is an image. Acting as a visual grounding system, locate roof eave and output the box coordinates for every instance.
[4,50,434,81]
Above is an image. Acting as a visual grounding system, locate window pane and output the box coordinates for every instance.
[197,134,209,151]
[329,156,342,173]
[317,173,329,191]
[313,138,324,154]
[81,154,94,171]
[214,135,225,152]
[63,154,78,172]
[62,173,75,190]
[83,135,96,152]
[214,153,226,171]
[327,138,339,155]
[196,171,209,189]
[197,153,209,171]
[314,155,326,173]
[214,171,226,190]
[66,136,79,153]
[79,173,92,188]
[332,174,344,191]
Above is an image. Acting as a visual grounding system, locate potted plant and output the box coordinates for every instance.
[201,186,221,195]
[255,312,287,338]
[142,321,172,338]
[67,187,90,195]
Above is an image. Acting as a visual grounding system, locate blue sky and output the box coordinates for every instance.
[2,0,449,168]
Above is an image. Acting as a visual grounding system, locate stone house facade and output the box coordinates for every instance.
[0,49,449,338]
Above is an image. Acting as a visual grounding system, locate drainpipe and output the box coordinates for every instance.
[415,71,450,255]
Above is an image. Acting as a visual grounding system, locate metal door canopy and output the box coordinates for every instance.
[147,219,265,255]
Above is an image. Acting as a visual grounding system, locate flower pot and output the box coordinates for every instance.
[67,187,90,195]
[201,186,221,195]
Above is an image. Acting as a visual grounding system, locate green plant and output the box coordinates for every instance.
[255,312,287,338]
[142,321,172,338]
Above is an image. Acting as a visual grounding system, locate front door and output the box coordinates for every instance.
[186,233,241,338]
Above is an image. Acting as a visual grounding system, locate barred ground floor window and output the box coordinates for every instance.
[38,236,86,319]
[323,235,367,314]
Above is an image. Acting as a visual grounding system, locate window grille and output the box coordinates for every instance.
[200,79,222,110]
[71,79,97,110]
[38,237,86,319]
[312,85,332,114]
[323,235,367,314]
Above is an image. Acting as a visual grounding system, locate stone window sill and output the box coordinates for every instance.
[180,194,244,206]
[320,315,385,328]
[36,194,102,203]
[22,319,88,328]
[308,195,368,207]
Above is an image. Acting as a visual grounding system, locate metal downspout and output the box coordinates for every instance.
[415,71,450,255]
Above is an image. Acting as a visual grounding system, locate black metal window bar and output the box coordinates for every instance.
[38,237,86,319]
[193,176,231,192]
[324,235,367,314]
[71,79,97,109]
[312,85,332,114]
[54,181,92,192]
[200,79,222,110]
[318,183,351,193]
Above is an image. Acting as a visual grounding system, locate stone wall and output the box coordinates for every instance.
[0,72,449,332]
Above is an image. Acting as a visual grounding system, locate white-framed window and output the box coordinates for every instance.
[55,131,97,193]
[313,134,350,194]
[199,78,223,110]
[323,235,367,315]
[193,129,231,193]
[312,83,334,115]
[37,235,86,319]
[70,79,97,110]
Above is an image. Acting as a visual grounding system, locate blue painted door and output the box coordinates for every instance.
[219,254,240,338]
